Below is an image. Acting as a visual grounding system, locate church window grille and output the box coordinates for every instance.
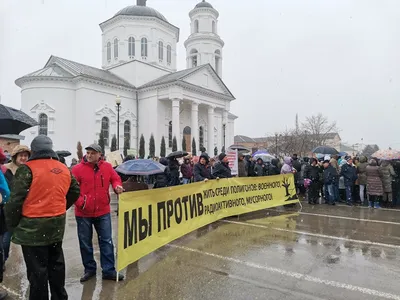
[124,120,131,145]
[128,37,135,58]
[114,38,119,59]
[106,42,111,62]
[38,113,48,136]
[167,45,172,65]
[141,38,148,58]
[101,117,110,146]
[158,41,164,61]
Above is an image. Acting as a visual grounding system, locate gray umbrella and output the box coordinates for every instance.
[312,146,339,155]
[0,104,38,135]
[167,151,188,159]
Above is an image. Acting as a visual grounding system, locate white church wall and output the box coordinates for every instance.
[138,91,159,157]
[109,60,170,87]
[102,19,178,72]
[20,80,76,153]
[183,70,226,95]
[158,99,171,155]
[74,82,136,154]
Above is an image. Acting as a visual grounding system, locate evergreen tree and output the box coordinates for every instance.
[214,146,218,156]
[182,137,187,152]
[98,131,105,154]
[149,134,155,158]
[192,138,197,156]
[111,135,117,152]
[77,141,83,160]
[160,136,166,157]
[221,146,225,153]
[123,136,130,157]
[200,145,206,153]
[139,134,145,159]
[172,136,178,152]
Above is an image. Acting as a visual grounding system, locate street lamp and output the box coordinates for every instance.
[115,96,121,150]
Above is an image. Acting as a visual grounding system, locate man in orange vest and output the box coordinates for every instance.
[5,135,80,300]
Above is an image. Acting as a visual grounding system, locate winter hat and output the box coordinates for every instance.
[31,135,53,153]
[346,156,353,162]
[324,155,331,162]
[218,153,227,161]
[11,145,31,158]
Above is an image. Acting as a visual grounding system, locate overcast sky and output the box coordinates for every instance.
[1,0,399,148]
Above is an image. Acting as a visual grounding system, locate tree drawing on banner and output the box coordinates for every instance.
[182,137,187,152]
[192,138,197,156]
[77,141,83,160]
[123,136,130,157]
[282,177,298,201]
[111,135,117,152]
[214,147,218,156]
[149,134,155,158]
[98,131,105,154]
[160,136,166,157]
[282,177,291,197]
[172,136,178,152]
[139,134,145,159]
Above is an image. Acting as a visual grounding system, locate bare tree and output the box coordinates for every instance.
[301,114,338,150]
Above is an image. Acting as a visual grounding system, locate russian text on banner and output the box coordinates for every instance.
[117,174,298,271]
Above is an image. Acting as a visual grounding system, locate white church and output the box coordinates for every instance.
[16,0,237,158]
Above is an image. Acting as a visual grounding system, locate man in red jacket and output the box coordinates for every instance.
[72,144,124,282]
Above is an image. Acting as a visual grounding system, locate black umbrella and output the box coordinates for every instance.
[56,150,72,158]
[228,144,250,152]
[0,104,38,135]
[312,146,339,155]
[167,151,188,159]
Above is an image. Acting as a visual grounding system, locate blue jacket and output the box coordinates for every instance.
[340,163,358,186]
[0,171,10,203]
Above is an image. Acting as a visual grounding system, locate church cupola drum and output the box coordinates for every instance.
[184,0,224,77]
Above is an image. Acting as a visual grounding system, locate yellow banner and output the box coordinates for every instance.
[117,174,298,271]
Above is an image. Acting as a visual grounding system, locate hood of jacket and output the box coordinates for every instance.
[28,149,59,162]
[283,157,292,166]
[11,145,31,158]
[359,156,368,163]
[369,159,378,166]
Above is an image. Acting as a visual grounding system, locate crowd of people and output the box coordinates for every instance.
[299,155,400,208]
[0,138,399,299]
[0,137,124,300]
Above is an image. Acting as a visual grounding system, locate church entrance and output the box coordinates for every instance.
[183,126,191,153]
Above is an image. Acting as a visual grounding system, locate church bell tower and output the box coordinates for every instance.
[184,1,224,77]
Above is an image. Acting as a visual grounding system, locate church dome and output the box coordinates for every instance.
[195,1,214,9]
[114,5,168,22]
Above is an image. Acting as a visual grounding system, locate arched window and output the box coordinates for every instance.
[167,45,172,64]
[212,21,216,33]
[101,117,110,146]
[38,113,48,136]
[141,38,148,58]
[106,42,111,62]
[215,50,221,74]
[114,38,119,59]
[199,126,204,148]
[194,20,199,33]
[128,37,135,58]
[190,49,198,68]
[168,121,172,148]
[158,41,164,61]
[124,120,131,145]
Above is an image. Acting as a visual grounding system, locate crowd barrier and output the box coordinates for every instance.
[117,174,299,271]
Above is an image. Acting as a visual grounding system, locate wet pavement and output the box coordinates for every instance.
[2,201,400,299]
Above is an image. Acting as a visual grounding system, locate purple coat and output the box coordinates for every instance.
[281,157,293,174]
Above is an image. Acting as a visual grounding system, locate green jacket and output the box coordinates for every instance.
[5,153,80,246]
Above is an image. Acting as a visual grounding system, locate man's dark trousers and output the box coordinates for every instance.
[21,242,67,300]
